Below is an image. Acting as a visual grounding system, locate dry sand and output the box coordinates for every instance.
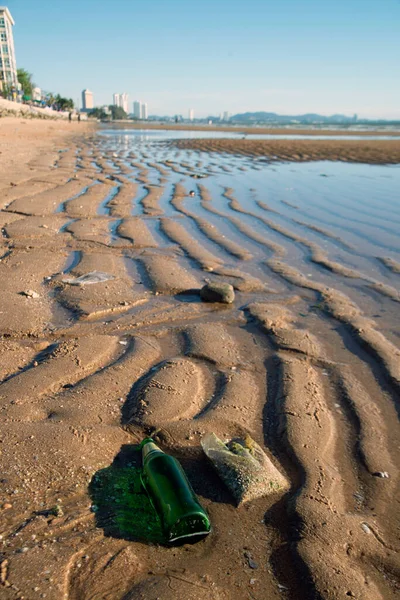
[0,119,399,600]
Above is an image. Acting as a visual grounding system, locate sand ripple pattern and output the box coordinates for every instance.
[0,132,399,600]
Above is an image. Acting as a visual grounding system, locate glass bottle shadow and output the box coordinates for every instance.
[89,443,166,545]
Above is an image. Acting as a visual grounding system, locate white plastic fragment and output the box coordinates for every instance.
[361,523,372,534]
[62,271,114,286]
[373,471,389,478]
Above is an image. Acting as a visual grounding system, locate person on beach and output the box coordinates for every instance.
[78,113,81,123]
[68,111,72,122]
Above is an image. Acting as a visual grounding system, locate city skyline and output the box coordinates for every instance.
[6,0,400,119]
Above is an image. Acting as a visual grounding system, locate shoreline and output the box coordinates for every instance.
[101,120,400,136]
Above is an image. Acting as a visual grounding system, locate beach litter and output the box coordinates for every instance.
[90,438,211,546]
[372,471,390,478]
[61,271,115,286]
[201,433,289,505]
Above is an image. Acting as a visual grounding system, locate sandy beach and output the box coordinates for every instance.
[0,119,399,600]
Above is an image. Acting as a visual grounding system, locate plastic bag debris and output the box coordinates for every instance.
[62,271,115,286]
[201,433,289,505]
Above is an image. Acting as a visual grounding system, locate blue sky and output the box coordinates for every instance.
[6,0,400,118]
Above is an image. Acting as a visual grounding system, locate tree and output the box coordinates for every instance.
[17,68,34,97]
[54,94,74,111]
[110,105,127,120]
[88,107,108,120]
[44,92,56,107]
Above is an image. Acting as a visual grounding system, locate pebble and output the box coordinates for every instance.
[200,282,235,304]
[244,551,258,569]
[2,503,12,510]
[20,290,40,299]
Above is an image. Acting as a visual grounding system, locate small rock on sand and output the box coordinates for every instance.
[200,282,235,304]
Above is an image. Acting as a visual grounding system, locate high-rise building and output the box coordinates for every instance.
[133,100,141,118]
[0,7,18,92]
[113,93,129,113]
[189,108,194,121]
[223,111,231,121]
[81,89,94,112]
[120,92,129,114]
[140,102,148,120]
[133,100,148,119]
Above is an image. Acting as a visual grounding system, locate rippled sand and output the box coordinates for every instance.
[0,120,399,600]
[174,137,400,164]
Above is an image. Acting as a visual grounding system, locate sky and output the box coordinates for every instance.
[6,0,400,119]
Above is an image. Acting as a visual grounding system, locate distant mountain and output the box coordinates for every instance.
[231,112,357,124]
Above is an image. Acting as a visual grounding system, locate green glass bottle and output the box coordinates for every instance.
[140,438,211,543]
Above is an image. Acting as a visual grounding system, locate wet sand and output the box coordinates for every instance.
[0,120,399,600]
[173,138,400,164]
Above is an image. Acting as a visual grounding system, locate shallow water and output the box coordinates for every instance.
[99,128,400,141]
[91,128,400,351]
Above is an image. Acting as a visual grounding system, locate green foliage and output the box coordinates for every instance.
[110,105,127,120]
[17,68,34,97]
[41,92,73,111]
[54,94,74,111]
[0,83,12,98]
[88,105,128,121]
[44,92,55,107]
[88,107,108,119]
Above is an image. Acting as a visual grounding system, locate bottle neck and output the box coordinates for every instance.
[141,439,164,463]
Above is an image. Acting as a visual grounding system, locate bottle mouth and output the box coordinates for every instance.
[139,437,156,449]
[168,514,211,544]
[141,439,164,462]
